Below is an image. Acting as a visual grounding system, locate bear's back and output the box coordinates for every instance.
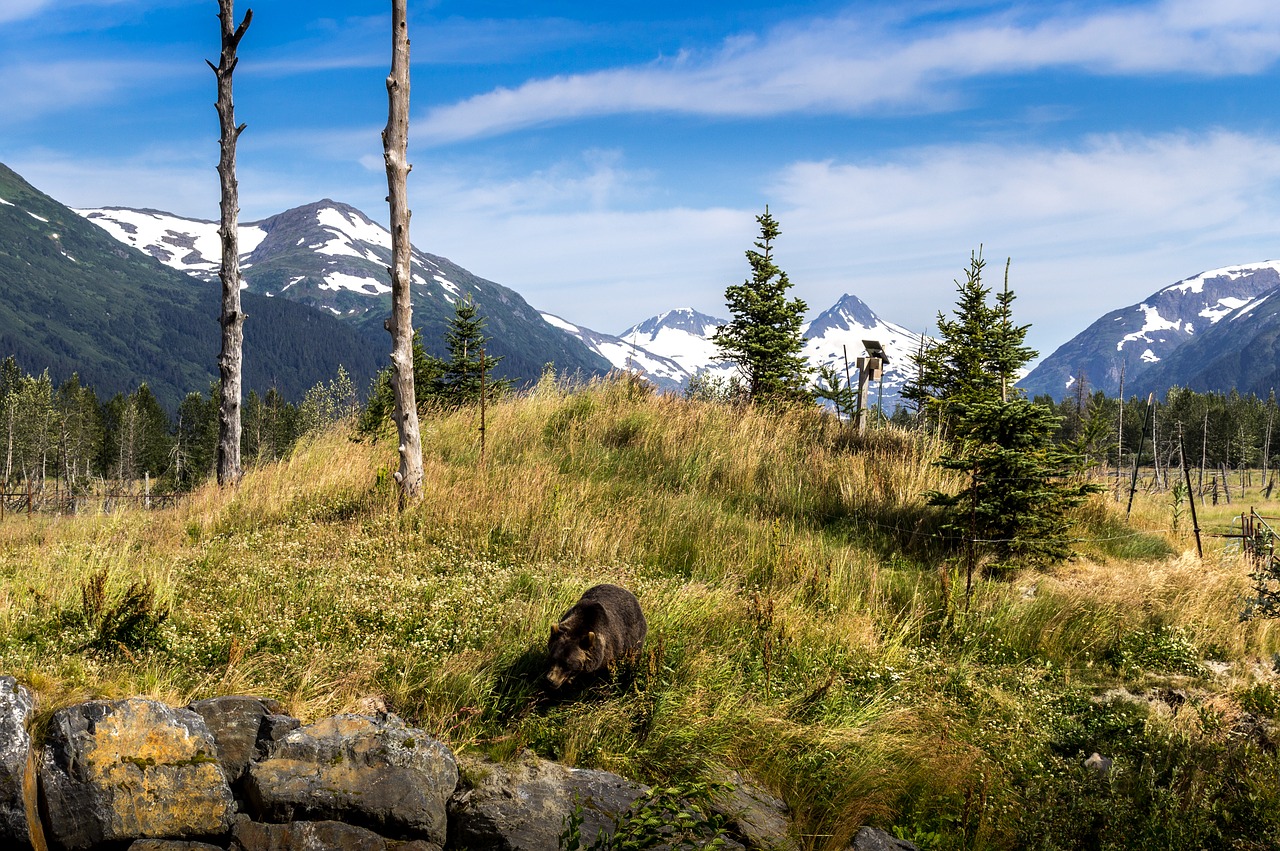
[579,584,646,652]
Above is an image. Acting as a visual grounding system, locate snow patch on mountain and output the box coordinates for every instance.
[1117,304,1183,353]
[316,206,391,250]
[1201,296,1251,323]
[78,207,268,276]
[542,312,687,390]
[320,271,391,295]
[618,309,730,376]
[1166,261,1280,294]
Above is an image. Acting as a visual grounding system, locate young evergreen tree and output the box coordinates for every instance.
[712,207,811,404]
[443,295,510,406]
[903,251,1035,432]
[918,251,1097,575]
[359,330,445,436]
[174,385,219,490]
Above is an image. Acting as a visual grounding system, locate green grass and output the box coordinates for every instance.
[4,377,1280,849]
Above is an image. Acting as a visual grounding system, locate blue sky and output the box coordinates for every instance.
[3,0,1280,362]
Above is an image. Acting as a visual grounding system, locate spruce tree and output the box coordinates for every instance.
[712,207,811,404]
[443,295,509,406]
[903,251,1034,431]
[917,251,1098,575]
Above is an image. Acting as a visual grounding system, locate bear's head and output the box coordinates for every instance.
[545,622,600,689]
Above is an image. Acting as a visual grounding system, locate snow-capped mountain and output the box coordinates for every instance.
[540,313,688,391]
[78,202,611,383]
[617,309,731,376]
[1128,280,1280,398]
[801,294,924,406]
[1019,262,1280,400]
[79,201,475,318]
[546,297,926,408]
[0,162,382,408]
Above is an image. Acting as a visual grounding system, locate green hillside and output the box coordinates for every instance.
[5,379,1280,849]
[0,164,380,408]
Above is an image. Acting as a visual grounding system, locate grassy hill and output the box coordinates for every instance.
[5,378,1280,849]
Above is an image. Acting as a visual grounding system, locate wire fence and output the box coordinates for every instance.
[0,488,182,519]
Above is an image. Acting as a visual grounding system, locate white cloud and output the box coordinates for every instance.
[0,0,175,25]
[419,0,1280,144]
[0,60,171,119]
[411,131,1280,359]
[0,0,48,24]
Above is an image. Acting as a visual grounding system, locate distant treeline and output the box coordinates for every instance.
[0,354,358,495]
[0,296,510,496]
[1030,382,1280,491]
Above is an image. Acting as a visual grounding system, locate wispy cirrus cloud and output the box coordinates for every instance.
[0,0,182,26]
[0,59,184,121]
[419,0,1280,144]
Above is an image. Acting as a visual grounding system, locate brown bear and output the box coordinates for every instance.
[545,584,647,689]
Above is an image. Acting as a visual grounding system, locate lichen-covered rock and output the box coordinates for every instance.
[128,840,228,850]
[40,697,236,851]
[188,696,291,783]
[448,752,649,851]
[849,826,920,851]
[230,816,440,851]
[244,714,456,844]
[0,677,35,851]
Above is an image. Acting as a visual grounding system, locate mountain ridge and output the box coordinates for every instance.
[0,163,381,409]
[1018,261,1280,400]
[79,201,613,384]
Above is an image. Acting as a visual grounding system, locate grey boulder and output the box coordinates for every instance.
[245,713,456,844]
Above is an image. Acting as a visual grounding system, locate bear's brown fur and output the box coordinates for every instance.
[545,584,647,689]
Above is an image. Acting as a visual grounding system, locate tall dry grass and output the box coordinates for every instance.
[3,377,1280,849]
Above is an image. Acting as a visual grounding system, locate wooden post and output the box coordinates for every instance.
[855,356,881,434]
[1127,393,1154,515]
[479,346,487,464]
[208,0,251,488]
[1179,430,1202,559]
[383,0,424,505]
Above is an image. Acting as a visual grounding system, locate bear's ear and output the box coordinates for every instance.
[586,631,596,646]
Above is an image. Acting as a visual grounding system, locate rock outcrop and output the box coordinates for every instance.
[0,683,919,851]
[39,697,236,850]
[448,751,648,851]
[245,714,456,844]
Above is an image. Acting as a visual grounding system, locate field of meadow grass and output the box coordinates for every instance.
[5,374,1280,849]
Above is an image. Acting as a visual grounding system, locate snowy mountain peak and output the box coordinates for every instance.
[1019,259,1280,400]
[616,309,731,376]
[804,293,883,338]
[1162,261,1280,296]
[620,307,727,340]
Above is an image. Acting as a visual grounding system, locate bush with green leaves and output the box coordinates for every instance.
[560,781,732,851]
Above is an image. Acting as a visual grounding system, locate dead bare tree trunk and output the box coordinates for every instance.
[383,0,423,504]
[208,0,251,487]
